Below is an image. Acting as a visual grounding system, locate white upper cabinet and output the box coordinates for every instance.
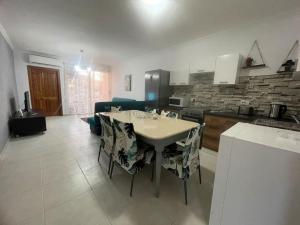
[189,59,215,74]
[169,68,190,85]
[189,66,214,74]
[213,54,242,85]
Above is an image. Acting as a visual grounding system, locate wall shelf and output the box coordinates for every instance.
[276,40,298,74]
[242,40,266,69]
[242,64,266,69]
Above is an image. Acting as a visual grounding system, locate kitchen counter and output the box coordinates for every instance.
[204,111,258,122]
[209,123,300,225]
[254,118,300,132]
[205,111,300,131]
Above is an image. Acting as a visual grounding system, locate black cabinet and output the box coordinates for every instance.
[10,112,47,136]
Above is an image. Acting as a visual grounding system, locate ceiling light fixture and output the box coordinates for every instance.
[142,0,163,5]
[133,0,175,26]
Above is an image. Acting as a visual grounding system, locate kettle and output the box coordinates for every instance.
[269,103,287,119]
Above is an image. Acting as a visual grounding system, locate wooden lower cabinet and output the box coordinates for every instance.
[203,114,242,152]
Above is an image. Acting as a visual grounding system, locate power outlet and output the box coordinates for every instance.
[240,100,250,105]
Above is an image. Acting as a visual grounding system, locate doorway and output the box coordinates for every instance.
[27,66,63,116]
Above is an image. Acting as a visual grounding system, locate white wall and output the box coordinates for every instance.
[13,50,67,114]
[112,13,300,100]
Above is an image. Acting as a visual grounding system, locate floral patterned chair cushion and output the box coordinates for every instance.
[161,110,178,119]
[99,114,114,155]
[113,119,154,175]
[162,124,204,179]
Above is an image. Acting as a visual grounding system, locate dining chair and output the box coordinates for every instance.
[161,110,178,119]
[109,119,154,196]
[98,114,115,174]
[145,107,159,114]
[161,123,205,205]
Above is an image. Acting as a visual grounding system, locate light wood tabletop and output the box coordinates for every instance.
[99,110,198,140]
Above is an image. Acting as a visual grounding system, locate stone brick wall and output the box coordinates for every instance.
[172,73,300,116]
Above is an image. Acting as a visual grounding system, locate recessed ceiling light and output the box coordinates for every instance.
[132,0,178,27]
[142,0,163,5]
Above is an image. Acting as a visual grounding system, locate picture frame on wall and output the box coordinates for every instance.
[125,74,132,91]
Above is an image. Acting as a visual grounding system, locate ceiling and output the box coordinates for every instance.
[1,0,300,65]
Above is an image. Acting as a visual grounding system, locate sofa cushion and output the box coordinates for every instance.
[112,97,136,102]
[94,101,146,114]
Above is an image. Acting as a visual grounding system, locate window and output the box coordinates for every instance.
[64,64,111,114]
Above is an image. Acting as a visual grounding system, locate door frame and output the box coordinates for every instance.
[27,65,63,116]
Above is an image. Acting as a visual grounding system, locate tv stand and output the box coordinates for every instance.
[10,111,47,136]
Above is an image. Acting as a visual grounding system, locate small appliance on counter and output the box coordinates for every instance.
[169,96,189,107]
[237,106,254,116]
[269,103,287,119]
[180,107,207,123]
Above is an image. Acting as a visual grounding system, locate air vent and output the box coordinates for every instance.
[29,55,62,67]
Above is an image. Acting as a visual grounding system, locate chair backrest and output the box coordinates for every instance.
[167,111,178,119]
[161,110,178,119]
[113,119,141,174]
[145,107,158,114]
[182,123,206,178]
[160,110,169,117]
[99,114,114,155]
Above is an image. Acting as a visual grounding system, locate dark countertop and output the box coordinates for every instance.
[204,111,259,122]
[253,119,300,132]
[159,106,184,112]
[204,110,300,132]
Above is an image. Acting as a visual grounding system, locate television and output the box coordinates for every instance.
[24,91,31,112]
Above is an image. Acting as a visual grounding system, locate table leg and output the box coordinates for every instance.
[155,145,163,197]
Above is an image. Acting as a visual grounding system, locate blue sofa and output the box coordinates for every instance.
[88,97,146,135]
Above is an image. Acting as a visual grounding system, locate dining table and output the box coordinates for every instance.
[98,110,199,197]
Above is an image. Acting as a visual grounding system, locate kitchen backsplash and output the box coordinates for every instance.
[172,73,300,116]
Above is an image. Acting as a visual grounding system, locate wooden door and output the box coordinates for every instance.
[28,66,62,116]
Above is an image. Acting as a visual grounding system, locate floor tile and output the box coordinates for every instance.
[42,160,82,184]
[0,188,43,224]
[43,173,90,210]
[83,165,108,186]
[0,168,42,200]
[18,214,45,225]
[45,191,111,225]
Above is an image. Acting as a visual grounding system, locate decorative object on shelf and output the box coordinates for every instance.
[242,40,266,69]
[277,40,299,73]
[281,60,296,72]
[245,57,254,67]
[125,74,132,91]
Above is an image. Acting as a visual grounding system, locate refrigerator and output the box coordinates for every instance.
[145,69,170,108]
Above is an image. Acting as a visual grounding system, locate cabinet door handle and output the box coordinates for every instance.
[219,81,228,84]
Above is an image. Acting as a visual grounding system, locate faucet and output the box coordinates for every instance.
[291,115,300,124]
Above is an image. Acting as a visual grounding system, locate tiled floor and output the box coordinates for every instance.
[0,116,216,225]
